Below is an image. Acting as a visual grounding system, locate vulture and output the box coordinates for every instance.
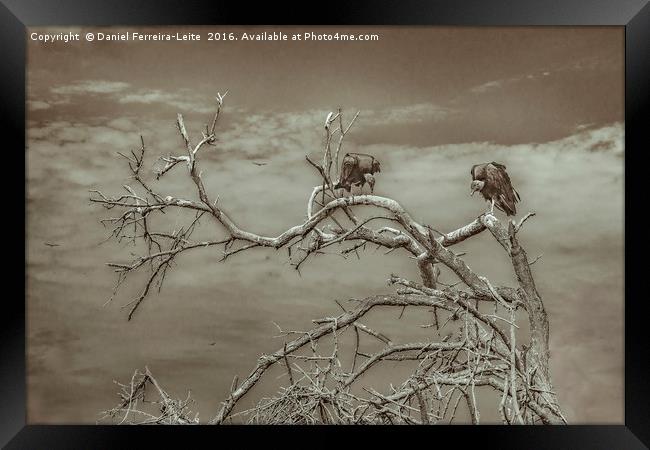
[470,162,521,216]
[334,153,381,193]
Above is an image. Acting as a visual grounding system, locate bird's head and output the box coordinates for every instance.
[470,180,484,196]
[372,160,381,174]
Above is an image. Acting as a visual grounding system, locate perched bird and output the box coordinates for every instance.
[470,162,521,216]
[334,153,381,193]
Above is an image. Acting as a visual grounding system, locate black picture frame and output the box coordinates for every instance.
[3,1,648,448]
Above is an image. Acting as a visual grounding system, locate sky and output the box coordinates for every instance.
[26,26,624,424]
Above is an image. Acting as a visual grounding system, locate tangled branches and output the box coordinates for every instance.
[208,287,563,425]
[93,92,566,424]
[99,367,199,425]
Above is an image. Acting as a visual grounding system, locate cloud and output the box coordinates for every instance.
[117,89,216,114]
[37,80,219,116]
[467,54,617,98]
[50,80,131,95]
[215,109,324,161]
[468,69,556,95]
[470,80,504,94]
[359,121,623,161]
[368,103,450,125]
[105,117,139,132]
[27,97,71,112]
[28,100,52,111]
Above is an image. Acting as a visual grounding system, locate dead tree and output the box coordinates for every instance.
[93,93,566,425]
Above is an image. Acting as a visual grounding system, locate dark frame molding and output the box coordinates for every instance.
[3,1,648,448]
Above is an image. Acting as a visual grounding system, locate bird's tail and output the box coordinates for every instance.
[496,195,517,216]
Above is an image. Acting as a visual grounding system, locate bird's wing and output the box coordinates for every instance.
[470,163,485,180]
[339,154,357,184]
[486,162,520,215]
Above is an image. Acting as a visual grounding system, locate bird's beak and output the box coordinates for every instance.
[470,189,475,196]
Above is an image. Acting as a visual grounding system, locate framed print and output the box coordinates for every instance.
[3,0,649,448]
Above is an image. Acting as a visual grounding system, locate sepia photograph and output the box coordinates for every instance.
[26,25,624,425]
